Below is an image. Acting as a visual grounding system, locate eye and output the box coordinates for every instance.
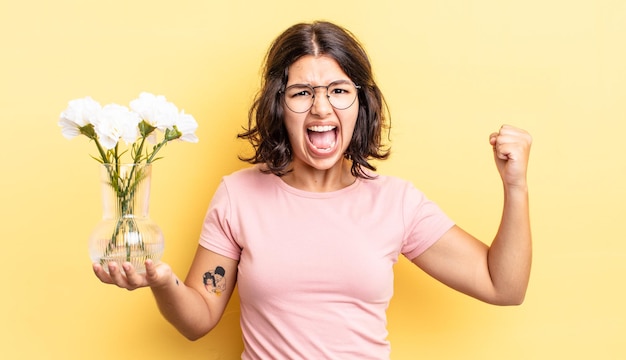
[330,87,349,95]
[286,85,313,98]
[329,83,353,96]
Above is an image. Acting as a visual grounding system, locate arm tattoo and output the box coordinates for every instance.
[202,266,226,295]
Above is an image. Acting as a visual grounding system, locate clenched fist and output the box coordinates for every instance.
[489,125,532,189]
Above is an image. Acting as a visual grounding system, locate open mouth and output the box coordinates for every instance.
[307,125,337,152]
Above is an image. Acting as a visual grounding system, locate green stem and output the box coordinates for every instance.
[94,139,110,164]
[146,138,169,163]
[122,135,148,198]
[133,135,147,164]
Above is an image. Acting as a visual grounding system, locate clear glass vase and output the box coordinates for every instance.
[89,163,164,274]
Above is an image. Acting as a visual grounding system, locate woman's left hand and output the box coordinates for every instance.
[489,125,533,189]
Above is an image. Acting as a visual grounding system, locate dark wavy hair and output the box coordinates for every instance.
[238,21,390,179]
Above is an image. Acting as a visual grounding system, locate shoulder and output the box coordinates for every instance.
[223,165,273,187]
[218,165,279,202]
[358,173,436,212]
[360,173,418,195]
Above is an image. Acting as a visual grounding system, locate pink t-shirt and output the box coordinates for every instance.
[199,166,454,359]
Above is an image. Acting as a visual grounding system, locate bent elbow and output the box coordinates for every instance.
[509,292,527,306]
[182,327,212,342]
[500,297,525,306]
[184,332,206,342]
[179,322,217,342]
[492,290,527,306]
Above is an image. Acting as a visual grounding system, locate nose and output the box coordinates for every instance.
[310,86,332,115]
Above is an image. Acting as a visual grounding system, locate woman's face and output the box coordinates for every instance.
[282,55,359,172]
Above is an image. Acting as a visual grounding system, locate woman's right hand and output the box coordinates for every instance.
[93,259,173,291]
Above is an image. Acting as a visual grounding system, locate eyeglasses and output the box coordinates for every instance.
[280,80,361,113]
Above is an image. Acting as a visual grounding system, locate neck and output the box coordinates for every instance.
[281,159,356,192]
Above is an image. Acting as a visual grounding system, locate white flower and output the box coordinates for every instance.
[92,104,141,149]
[130,92,179,130]
[174,110,199,143]
[59,92,198,165]
[58,96,101,139]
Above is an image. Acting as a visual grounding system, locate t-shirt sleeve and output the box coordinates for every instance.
[401,184,455,260]
[198,179,242,261]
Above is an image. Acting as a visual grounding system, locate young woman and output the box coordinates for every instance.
[94,21,532,359]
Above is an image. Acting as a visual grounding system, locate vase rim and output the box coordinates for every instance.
[100,163,152,167]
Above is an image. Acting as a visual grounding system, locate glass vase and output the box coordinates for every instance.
[89,163,164,274]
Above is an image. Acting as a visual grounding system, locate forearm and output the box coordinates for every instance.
[150,274,216,340]
[487,184,532,304]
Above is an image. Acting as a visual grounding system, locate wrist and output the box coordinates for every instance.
[150,270,179,293]
[502,183,529,206]
[503,180,528,194]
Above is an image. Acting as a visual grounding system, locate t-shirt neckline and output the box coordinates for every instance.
[271,173,363,199]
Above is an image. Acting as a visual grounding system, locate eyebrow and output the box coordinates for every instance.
[286,79,352,87]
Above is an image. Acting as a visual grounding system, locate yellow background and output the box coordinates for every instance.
[1,0,625,359]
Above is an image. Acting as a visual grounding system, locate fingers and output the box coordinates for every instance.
[488,125,532,188]
[93,262,114,284]
[145,259,160,284]
[92,261,147,290]
[489,132,499,147]
[121,262,148,289]
[490,125,532,161]
[492,125,532,145]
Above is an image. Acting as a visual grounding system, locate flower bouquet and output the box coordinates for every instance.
[59,92,198,273]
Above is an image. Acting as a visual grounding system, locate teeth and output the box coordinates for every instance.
[313,141,336,151]
[308,125,336,132]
